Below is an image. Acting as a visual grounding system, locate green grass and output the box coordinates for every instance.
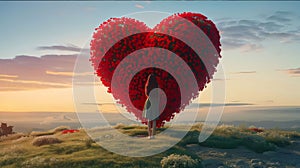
[30,126,70,137]
[116,124,167,136]
[0,124,299,167]
[186,124,299,153]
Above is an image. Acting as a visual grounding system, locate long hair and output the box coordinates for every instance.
[145,74,158,96]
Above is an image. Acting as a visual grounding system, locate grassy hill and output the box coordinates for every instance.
[0,123,299,168]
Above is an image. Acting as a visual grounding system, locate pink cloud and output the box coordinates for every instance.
[279,67,300,77]
[0,54,78,91]
[135,4,144,9]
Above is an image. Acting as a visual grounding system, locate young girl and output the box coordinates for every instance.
[143,74,160,139]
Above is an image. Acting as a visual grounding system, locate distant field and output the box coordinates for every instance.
[1,109,300,133]
[1,123,300,168]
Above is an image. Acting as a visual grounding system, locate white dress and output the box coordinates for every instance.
[142,89,160,121]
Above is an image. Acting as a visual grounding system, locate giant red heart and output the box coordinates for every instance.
[90,12,221,128]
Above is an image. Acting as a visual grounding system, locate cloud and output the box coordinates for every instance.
[0,54,78,91]
[45,71,75,77]
[267,11,293,23]
[212,78,230,81]
[46,71,93,77]
[81,102,116,106]
[238,20,259,26]
[0,74,18,78]
[263,100,274,103]
[275,11,293,16]
[0,78,71,91]
[135,4,144,9]
[186,102,254,109]
[217,11,300,51]
[232,71,256,74]
[279,67,300,77]
[37,44,81,52]
[258,22,284,32]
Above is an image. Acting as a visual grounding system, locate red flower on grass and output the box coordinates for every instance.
[249,128,264,133]
[62,129,80,134]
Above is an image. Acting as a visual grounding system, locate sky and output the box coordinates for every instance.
[0,1,299,113]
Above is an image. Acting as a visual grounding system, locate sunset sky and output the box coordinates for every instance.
[0,1,299,112]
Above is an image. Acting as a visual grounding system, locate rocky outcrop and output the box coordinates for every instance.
[0,123,14,136]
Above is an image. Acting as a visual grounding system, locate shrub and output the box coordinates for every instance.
[32,136,62,146]
[198,124,280,153]
[178,130,199,146]
[200,135,242,149]
[242,135,276,153]
[0,133,24,142]
[261,131,291,147]
[0,144,28,156]
[30,131,54,137]
[51,126,70,133]
[113,123,126,129]
[30,126,71,137]
[161,154,199,168]
[85,138,95,148]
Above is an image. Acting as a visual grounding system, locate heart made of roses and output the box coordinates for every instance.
[90,12,221,127]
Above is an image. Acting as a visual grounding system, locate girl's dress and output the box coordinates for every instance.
[142,90,160,121]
